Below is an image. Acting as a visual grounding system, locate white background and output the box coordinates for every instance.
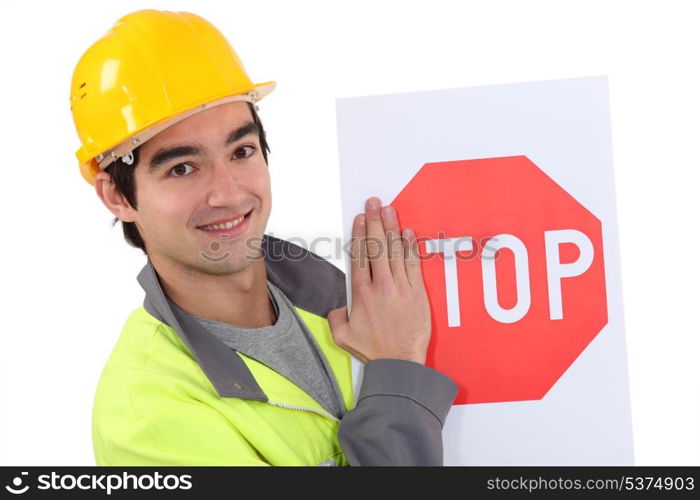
[0,0,698,465]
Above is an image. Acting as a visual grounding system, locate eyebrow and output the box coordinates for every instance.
[148,121,259,174]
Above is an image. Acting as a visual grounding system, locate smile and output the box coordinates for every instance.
[198,214,246,231]
[195,209,253,237]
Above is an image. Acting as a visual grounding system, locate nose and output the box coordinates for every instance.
[206,159,246,207]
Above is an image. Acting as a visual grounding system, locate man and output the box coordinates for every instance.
[70,9,458,466]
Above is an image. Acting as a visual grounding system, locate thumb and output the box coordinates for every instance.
[327,305,349,333]
[327,305,367,363]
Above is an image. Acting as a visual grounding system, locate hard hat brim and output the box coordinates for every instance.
[78,81,276,187]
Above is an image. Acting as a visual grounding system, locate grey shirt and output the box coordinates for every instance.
[174,280,346,419]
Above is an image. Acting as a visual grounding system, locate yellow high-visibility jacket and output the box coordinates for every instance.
[92,234,459,466]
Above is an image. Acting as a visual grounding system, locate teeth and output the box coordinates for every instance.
[199,214,245,231]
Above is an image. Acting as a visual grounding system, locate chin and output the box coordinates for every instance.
[195,253,255,276]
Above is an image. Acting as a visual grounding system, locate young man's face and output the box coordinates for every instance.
[123,100,271,275]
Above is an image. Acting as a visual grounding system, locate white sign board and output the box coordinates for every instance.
[335,76,634,465]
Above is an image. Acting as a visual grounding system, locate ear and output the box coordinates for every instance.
[94,171,137,223]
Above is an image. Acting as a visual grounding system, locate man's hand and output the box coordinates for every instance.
[327,196,431,365]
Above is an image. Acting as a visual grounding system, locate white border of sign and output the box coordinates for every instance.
[335,76,634,465]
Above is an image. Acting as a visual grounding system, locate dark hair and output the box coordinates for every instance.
[104,101,270,254]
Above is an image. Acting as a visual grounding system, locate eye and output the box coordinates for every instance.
[168,163,196,178]
[232,145,256,160]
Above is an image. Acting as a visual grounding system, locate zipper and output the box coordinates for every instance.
[266,400,340,423]
[281,298,348,416]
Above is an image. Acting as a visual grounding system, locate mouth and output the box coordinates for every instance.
[196,209,253,237]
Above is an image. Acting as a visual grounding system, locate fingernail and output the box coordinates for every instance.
[356,214,366,225]
[366,197,380,210]
[381,205,395,217]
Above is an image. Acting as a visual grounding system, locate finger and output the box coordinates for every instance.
[349,213,370,292]
[364,196,392,284]
[403,227,425,288]
[381,205,408,285]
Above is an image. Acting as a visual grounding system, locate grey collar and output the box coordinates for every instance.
[137,233,347,400]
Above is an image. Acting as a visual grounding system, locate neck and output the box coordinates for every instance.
[149,254,276,328]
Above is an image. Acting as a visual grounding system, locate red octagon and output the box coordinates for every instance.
[391,156,608,404]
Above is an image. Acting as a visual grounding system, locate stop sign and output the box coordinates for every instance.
[391,155,608,405]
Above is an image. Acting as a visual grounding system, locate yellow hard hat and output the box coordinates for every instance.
[69,9,276,186]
